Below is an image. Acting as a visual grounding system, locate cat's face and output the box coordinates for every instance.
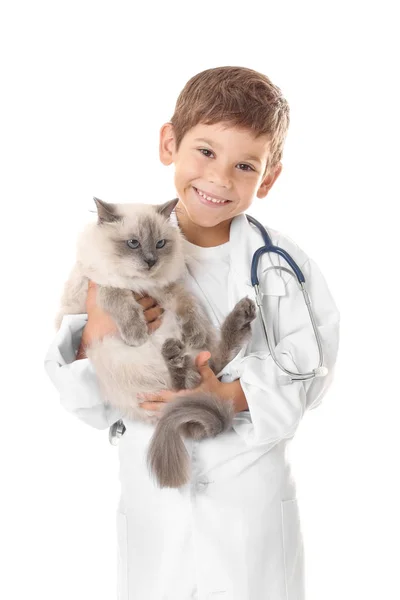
[78,198,184,286]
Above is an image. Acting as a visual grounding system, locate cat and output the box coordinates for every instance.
[56,197,257,488]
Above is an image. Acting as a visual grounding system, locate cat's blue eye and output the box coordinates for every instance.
[156,240,166,249]
[127,239,140,249]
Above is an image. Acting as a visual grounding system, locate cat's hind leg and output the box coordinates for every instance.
[161,338,202,390]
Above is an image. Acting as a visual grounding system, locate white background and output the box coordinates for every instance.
[1,0,399,598]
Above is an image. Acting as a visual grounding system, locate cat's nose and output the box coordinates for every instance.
[144,257,157,268]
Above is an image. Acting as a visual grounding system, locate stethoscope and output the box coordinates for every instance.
[109,213,328,445]
[246,214,328,386]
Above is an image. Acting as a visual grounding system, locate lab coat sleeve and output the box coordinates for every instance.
[44,313,124,430]
[230,258,340,448]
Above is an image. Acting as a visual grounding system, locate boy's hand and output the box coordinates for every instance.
[139,351,249,414]
[76,280,164,359]
[138,351,222,410]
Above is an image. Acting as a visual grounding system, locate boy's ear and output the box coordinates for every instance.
[256,162,283,199]
[159,122,176,166]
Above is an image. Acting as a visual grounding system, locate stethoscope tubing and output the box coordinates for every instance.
[246,214,327,384]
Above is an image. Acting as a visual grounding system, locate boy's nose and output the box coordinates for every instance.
[208,169,231,189]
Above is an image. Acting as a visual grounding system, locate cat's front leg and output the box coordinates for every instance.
[163,283,219,379]
[218,297,257,366]
[97,286,149,346]
[173,288,212,350]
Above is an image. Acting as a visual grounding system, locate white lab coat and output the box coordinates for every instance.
[44,213,340,600]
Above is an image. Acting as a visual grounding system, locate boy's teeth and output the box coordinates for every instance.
[196,188,228,204]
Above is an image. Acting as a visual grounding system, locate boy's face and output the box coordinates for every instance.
[159,122,282,245]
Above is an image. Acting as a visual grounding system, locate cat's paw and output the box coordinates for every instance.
[161,338,186,367]
[231,297,257,328]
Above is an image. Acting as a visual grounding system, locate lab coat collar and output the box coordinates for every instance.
[228,213,256,311]
[229,213,260,287]
[228,212,285,310]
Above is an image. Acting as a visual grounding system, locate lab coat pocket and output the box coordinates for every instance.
[116,511,129,600]
[280,498,305,600]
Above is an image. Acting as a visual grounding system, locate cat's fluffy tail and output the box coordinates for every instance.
[146,392,236,489]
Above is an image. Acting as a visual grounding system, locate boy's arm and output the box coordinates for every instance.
[44,282,164,429]
[44,313,124,430]
[227,257,340,448]
[220,379,248,413]
[76,328,90,360]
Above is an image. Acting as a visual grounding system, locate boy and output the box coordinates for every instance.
[45,66,340,599]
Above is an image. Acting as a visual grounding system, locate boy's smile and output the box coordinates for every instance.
[159,122,282,246]
[192,186,232,206]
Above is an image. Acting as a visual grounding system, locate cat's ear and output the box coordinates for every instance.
[155,198,179,220]
[93,197,121,224]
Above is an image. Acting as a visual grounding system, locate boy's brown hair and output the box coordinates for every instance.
[170,66,290,175]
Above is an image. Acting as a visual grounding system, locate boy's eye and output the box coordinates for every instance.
[127,239,140,249]
[199,148,214,158]
[237,163,255,172]
[198,149,254,172]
